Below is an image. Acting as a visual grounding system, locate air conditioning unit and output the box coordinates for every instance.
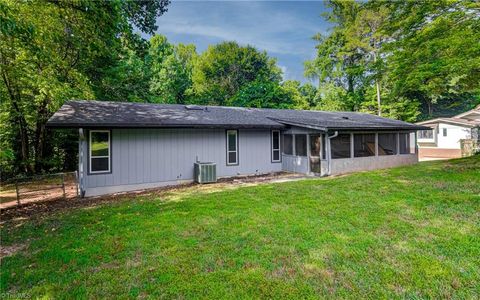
[194,162,217,184]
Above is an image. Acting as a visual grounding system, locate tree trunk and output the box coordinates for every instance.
[426,101,433,117]
[372,51,381,116]
[34,98,50,172]
[376,80,381,116]
[2,71,32,174]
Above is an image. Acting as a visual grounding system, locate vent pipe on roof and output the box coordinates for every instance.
[185,105,206,111]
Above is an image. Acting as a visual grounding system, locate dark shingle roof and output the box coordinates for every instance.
[47,100,427,131]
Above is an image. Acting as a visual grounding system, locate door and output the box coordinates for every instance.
[309,134,322,174]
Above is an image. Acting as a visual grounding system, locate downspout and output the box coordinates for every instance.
[326,131,338,176]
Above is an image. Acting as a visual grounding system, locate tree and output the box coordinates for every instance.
[191,42,282,106]
[382,0,480,118]
[306,0,480,120]
[148,35,197,104]
[346,4,390,116]
[280,80,312,109]
[231,80,294,109]
[304,0,366,111]
[0,0,170,177]
[96,36,151,103]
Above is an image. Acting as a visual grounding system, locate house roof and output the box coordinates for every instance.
[416,105,480,128]
[416,117,479,128]
[453,104,480,121]
[47,100,427,131]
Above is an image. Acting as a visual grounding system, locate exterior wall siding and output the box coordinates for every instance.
[437,123,471,149]
[418,122,471,150]
[81,128,282,196]
[329,154,418,175]
[80,127,421,197]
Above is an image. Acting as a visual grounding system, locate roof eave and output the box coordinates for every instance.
[46,122,286,130]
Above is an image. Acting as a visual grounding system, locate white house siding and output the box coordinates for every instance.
[436,123,471,149]
[81,128,282,196]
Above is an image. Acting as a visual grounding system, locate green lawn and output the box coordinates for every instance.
[1,157,479,299]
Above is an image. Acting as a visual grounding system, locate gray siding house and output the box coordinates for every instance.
[47,100,427,197]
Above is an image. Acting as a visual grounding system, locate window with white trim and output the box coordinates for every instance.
[226,130,238,165]
[271,130,281,162]
[89,130,110,173]
[418,129,434,140]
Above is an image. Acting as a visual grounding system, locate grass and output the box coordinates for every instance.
[1,156,479,299]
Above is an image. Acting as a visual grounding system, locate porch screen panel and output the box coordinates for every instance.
[399,133,411,154]
[331,134,351,159]
[295,134,307,156]
[283,134,293,155]
[378,133,397,155]
[353,134,375,157]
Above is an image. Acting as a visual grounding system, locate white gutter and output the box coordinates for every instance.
[326,131,338,176]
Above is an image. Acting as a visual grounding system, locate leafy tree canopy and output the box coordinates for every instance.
[305,0,480,120]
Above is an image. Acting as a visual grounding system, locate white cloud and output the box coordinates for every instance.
[278,64,288,77]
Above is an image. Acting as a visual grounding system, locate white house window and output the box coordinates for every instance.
[443,128,447,137]
[418,129,433,140]
[89,130,110,173]
[271,130,281,162]
[226,130,238,165]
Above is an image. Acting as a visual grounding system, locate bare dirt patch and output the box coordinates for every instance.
[1,174,78,209]
[0,243,27,260]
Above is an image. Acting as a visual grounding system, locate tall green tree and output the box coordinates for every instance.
[382,0,480,118]
[97,35,151,103]
[305,0,366,111]
[0,0,169,177]
[306,0,480,120]
[347,4,389,116]
[148,35,198,104]
[191,42,282,106]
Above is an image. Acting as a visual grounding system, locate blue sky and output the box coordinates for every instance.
[149,1,330,84]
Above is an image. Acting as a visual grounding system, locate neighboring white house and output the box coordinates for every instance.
[416,105,480,159]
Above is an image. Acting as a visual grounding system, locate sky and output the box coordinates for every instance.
[149,1,331,84]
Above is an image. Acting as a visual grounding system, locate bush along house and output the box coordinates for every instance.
[47,100,428,197]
